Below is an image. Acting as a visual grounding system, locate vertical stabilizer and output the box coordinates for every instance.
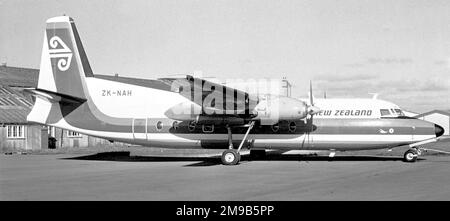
[28,16,93,124]
[37,16,93,99]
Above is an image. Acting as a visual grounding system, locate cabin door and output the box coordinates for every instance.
[132,118,147,140]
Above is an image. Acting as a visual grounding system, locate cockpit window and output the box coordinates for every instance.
[380,109,390,116]
[394,109,405,116]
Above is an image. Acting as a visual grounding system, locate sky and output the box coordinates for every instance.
[0,0,449,112]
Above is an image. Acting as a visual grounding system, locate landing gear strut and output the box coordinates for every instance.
[221,122,255,165]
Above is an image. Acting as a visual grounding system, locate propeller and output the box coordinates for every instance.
[306,81,321,116]
[301,81,321,149]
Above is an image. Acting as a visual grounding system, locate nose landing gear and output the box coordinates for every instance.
[403,137,440,163]
[403,149,419,162]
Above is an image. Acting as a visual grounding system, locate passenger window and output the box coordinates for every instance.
[380,109,390,116]
[289,122,296,133]
[172,121,179,130]
[188,121,196,132]
[156,121,163,131]
[202,124,214,133]
[271,123,280,132]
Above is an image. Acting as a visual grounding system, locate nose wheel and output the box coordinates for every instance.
[403,149,418,162]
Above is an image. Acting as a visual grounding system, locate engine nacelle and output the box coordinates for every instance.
[165,95,308,126]
[164,102,202,121]
[253,95,308,125]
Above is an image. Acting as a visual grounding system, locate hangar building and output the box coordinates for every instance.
[0,85,48,151]
[415,110,450,136]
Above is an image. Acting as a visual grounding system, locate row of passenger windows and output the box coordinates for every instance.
[155,121,214,133]
[153,121,298,133]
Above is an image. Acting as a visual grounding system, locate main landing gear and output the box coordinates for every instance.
[221,122,255,165]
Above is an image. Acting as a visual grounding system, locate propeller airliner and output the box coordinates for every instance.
[26,16,444,165]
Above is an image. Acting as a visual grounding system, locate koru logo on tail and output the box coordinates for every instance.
[48,36,73,71]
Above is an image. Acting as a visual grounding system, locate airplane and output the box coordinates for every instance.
[26,16,444,165]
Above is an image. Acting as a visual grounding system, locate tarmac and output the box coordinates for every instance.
[1,139,450,200]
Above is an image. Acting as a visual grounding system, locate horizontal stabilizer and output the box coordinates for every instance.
[24,88,86,104]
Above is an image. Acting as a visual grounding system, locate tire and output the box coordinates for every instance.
[403,149,418,163]
[221,149,240,165]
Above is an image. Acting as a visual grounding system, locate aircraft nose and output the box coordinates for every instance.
[435,124,444,137]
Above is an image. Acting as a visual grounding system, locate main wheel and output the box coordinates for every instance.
[403,149,418,163]
[221,149,240,165]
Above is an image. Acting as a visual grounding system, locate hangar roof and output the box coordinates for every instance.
[415,110,450,118]
[0,85,32,124]
[0,108,30,124]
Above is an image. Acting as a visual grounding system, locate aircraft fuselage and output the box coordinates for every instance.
[39,77,439,151]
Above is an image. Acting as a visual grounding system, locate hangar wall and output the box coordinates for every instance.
[0,125,48,151]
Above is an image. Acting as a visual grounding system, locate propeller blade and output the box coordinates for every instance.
[306,80,322,115]
[305,80,318,143]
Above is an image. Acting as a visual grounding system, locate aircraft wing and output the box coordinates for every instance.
[159,75,259,116]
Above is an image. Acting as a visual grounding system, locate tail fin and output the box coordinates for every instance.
[28,16,93,124]
[37,16,93,99]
